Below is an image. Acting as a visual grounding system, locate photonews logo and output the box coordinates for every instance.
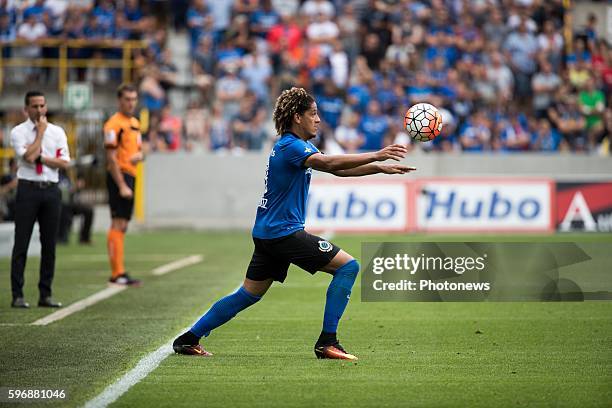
[361,242,612,302]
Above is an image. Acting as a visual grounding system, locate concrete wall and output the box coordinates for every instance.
[143,152,612,229]
[574,1,612,45]
[0,223,40,258]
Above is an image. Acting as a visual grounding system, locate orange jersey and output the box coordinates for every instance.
[103,112,142,176]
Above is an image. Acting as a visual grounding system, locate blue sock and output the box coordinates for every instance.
[323,259,359,334]
[190,286,261,338]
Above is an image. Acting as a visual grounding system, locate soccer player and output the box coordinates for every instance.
[103,83,144,286]
[173,87,414,360]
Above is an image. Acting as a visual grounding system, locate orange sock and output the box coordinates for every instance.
[107,229,125,279]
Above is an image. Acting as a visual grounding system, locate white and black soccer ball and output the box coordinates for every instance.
[404,103,443,142]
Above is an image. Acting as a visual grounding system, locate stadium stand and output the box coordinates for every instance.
[0,0,610,158]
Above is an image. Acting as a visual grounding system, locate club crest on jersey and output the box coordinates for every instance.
[304,147,312,153]
[318,240,332,252]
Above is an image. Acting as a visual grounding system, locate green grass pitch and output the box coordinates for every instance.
[1,231,611,407]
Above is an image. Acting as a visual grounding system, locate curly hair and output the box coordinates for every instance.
[272,87,315,136]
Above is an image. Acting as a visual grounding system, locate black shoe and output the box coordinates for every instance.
[314,340,358,360]
[173,332,212,356]
[38,297,62,308]
[11,297,30,308]
[109,273,142,287]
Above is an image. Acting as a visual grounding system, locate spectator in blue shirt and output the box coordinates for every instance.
[498,114,531,152]
[92,0,115,38]
[317,81,344,131]
[250,0,280,39]
[407,71,434,104]
[425,30,459,68]
[216,39,244,72]
[376,77,397,115]
[359,100,390,151]
[0,0,17,25]
[83,14,104,40]
[459,110,491,152]
[0,10,15,41]
[23,0,48,23]
[531,118,561,152]
[0,11,14,58]
[187,0,209,51]
[123,0,144,40]
[346,79,370,113]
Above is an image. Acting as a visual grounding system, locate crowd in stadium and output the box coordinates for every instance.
[0,0,611,154]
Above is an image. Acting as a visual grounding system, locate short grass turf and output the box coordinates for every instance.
[0,231,611,408]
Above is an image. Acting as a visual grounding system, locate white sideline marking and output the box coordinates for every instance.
[83,284,242,408]
[62,254,194,262]
[152,255,203,276]
[83,340,174,408]
[31,286,127,326]
[30,255,202,326]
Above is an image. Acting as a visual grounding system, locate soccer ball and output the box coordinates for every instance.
[404,103,443,142]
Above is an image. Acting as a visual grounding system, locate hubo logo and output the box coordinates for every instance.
[371,253,488,275]
[318,240,333,252]
[424,190,541,220]
[310,192,397,220]
[306,183,407,231]
[415,181,552,232]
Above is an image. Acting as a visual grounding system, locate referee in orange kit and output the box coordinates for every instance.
[103,83,143,286]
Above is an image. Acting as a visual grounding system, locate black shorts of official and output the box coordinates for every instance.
[246,230,341,283]
[106,172,135,220]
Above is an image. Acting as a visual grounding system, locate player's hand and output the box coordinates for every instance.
[374,144,408,162]
[378,164,417,174]
[129,152,144,164]
[35,115,48,136]
[119,185,133,199]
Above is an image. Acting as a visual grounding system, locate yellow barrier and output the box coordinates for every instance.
[0,148,14,159]
[0,39,146,93]
[134,160,145,222]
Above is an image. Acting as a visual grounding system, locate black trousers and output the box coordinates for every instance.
[11,181,61,300]
[58,202,94,243]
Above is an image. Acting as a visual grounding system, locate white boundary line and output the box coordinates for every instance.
[61,254,196,262]
[83,284,242,408]
[31,286,127,326]
[152,255,203,276]
[30,255,203,326]
[83,340,175,408]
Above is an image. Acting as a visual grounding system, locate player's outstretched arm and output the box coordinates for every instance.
[304,144,408,173]
[332,163,417,177]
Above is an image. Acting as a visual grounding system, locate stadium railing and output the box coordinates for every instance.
[0,39,147,93]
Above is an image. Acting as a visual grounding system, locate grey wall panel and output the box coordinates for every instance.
[144,152,612,229]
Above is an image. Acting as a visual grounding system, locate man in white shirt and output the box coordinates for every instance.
[9,91,70,308]
[301,0,335,18]
[16,13,47,59]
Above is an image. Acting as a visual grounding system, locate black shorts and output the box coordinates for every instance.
[246,230,341,283]
[106,172,135,220]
